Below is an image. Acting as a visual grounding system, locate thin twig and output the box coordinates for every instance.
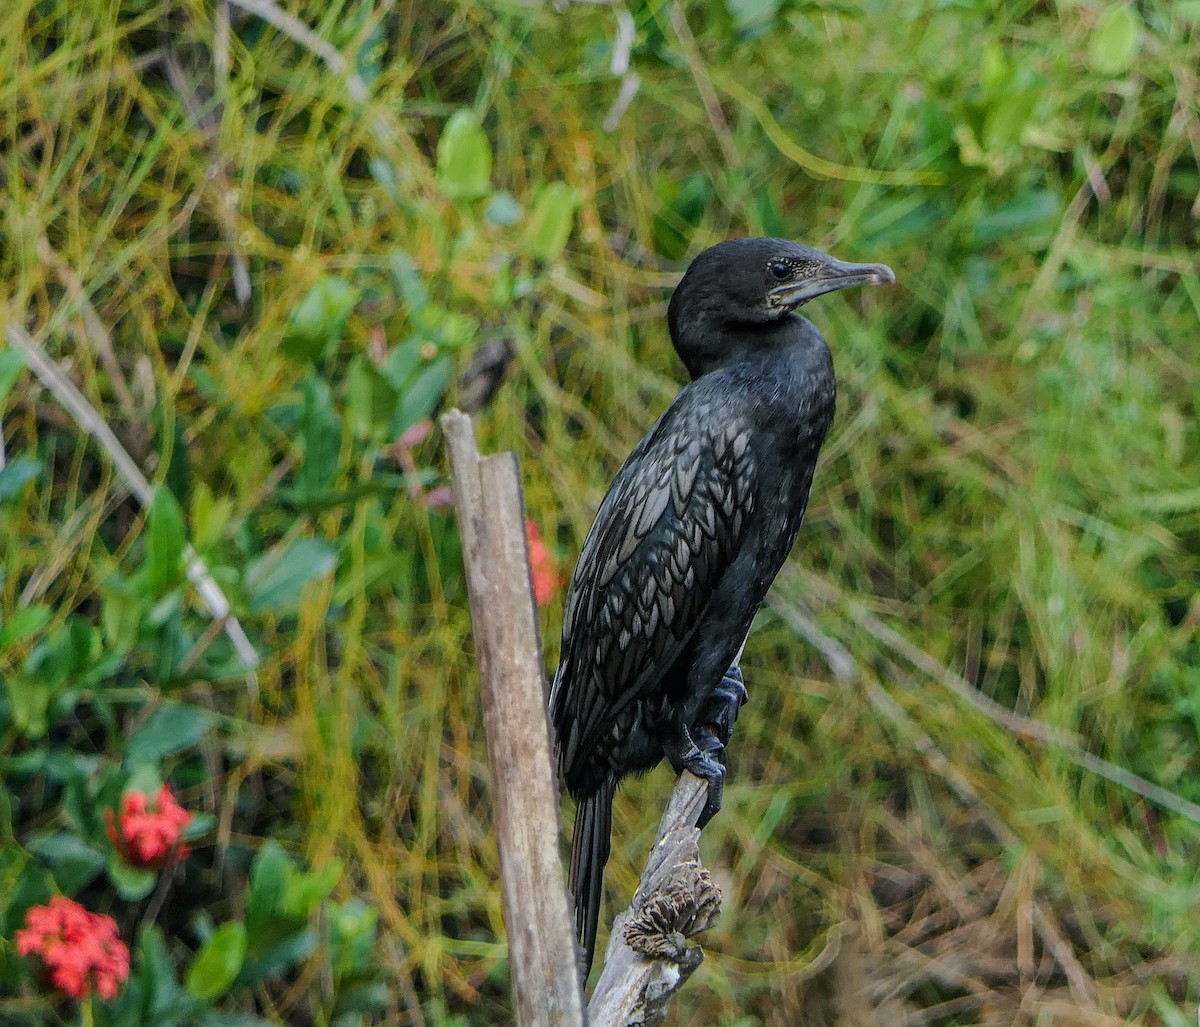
[666,3,740,168]
[5,320,260,684]
[772,589,1200,827]
[603,72,641,133]
[225,0,369,103]
[140,846,184,930]
[846,602,1200,826]
[214,1,232,88]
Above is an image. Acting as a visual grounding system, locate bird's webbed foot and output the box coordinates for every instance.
[664,728,726,830]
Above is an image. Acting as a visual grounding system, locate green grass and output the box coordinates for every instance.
[2,0,1199,1023]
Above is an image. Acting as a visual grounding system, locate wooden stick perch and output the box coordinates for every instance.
[441,410,585,1027]
[442,409,722,1027]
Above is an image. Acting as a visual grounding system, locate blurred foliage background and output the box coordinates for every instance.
[1,0,1199,1023]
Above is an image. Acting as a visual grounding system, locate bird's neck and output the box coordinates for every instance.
[671,313,826,381]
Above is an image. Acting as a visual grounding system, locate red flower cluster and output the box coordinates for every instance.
[15,897,130,1000]
[105,784,194,869]
[525,518,558,607]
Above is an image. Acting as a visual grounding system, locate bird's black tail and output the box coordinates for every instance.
[568,775,616,980]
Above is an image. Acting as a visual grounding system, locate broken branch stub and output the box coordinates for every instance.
[588,771,723,1027]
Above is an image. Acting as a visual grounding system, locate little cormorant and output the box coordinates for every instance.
[549,237,895,978]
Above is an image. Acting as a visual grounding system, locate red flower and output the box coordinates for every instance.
[525,518,558,607]
[14,897,130,1001]
[105,784,193,869]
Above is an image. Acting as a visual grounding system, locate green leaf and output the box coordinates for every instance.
[0,856,53,937]
[336,980,391,1018]
[345,357,398,440]
[282,858,342,918]
[107,851,157,900]
[857,198,948,250]
[26,831,106,895]
[244,538,337,615]
[436,110,492,201]
[247,840,292,931]
[236,928,316,989]
[429,309,478,352]
[978,41,1010,98]
[1089,4,1141,76]
[185,812,216,839]
[162,415,193,512]
[393,357,452,438]
[101,581,142,654]
[125,703,215,767]
[138,925,187,1017]
[147,487,186,594]
[355,16,386,87]
[282,276,360,363]
[126,763,163,797]
[63,616,100,678]
[389,251,429,312]
[980,78,1042,153]
[0,456,41,503]
[755,189,786,239]
[297,375,342,502]
[186,921,248,1001]
[244,842,313,973]
[191,482,234,553]
[5,674,53,738]
[523,182,578,262]
[0,348,26,407]
[0,604,51,650]
[380,337,424,394]
[653,172,712,259]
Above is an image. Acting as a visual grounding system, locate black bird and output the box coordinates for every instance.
[549,237,894,977]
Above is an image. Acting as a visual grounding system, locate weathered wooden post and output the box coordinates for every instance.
[442,409,586,1027]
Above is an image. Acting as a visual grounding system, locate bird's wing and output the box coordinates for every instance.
[551,395,756,775]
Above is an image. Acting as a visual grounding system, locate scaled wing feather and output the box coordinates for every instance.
[551,402,756,780]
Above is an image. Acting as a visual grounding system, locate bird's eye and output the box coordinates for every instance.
[768,259,792,281]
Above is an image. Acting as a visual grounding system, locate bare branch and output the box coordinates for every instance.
[588,771,721,1027]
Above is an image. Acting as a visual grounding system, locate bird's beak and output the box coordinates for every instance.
[770,255,896,309]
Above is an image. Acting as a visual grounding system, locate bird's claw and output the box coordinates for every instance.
[666,665,748,829]
[665,734,726,829]
[694,664,748,749]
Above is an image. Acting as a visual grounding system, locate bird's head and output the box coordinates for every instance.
[667,237,895,378]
